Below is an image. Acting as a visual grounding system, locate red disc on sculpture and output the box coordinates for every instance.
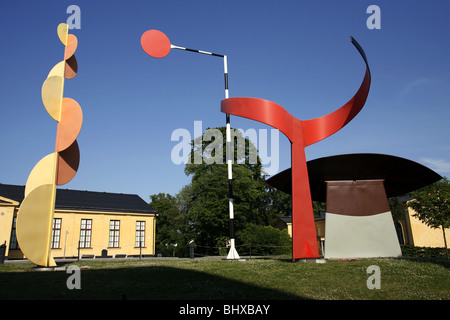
[141,29,171,58]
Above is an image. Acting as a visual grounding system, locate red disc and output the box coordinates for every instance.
[141,29,171,58]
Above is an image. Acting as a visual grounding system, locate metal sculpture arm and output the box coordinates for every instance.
[221,37,371,147]
[301,37,371,146]
[221,97,297,141]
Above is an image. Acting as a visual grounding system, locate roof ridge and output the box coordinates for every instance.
[0,183,156,214]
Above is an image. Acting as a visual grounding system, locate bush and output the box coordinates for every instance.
[401,245,449,259]
[237,223,292,255]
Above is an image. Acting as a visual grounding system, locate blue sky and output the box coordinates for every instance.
[1,0,449,201]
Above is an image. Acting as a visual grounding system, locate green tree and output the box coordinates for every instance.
[236,223,292,255]
[150,193,190,257]
[259,187,292,225]
[313,201,326,217]
[407,177,450,257]
[389,196,408,222]
[182,127,283,252]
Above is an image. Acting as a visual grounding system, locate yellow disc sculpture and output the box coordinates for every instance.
[16,23,82,267]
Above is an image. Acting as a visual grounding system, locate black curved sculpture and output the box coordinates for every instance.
[267,153,442,201]
[266,153,442,259]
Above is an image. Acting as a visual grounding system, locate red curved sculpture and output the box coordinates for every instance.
[221,37,371,260]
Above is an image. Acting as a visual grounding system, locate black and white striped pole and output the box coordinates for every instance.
[141,30,240,260]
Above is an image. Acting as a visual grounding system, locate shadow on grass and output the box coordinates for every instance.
[0,264,308,300]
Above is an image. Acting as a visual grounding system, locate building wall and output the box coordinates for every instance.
[286,222,292,237]
[284,221,323,239]
[1,202,156,260]
[52,210,156,258]
[0,203,17,257]
[404,206,449,248]
[315,220,325,238]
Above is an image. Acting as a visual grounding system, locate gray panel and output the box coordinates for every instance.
[324,211,402,259]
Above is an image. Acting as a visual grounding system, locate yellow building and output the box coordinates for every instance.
[0,183,157,261]
[396,196,449,248]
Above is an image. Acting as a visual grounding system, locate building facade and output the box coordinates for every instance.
[397,204,449,248]
[0,183,157,261]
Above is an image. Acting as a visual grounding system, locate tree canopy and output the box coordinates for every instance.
[149,193,190,257]
[150,127,294,256]
[183,127,288,250]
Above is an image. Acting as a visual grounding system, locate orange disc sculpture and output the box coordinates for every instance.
[221,37,371,260]
[16,23,82,267]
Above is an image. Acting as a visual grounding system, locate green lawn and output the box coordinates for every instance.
[0,257,448,300]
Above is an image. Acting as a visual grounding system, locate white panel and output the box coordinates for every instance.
[324,211,402,259]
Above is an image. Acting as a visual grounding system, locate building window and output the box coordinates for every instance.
[9,217,19,250]
[51,218,62,249]
[109,220,120,248]
[135,221,145,247]
[79,219,92,248]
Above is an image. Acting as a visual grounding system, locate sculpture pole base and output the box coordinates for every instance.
[225,239,240,260]
[296,258,328,264]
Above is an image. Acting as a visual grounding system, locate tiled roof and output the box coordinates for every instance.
[278,216,292,224]
[0,184,24,203]
[0,183,156,214]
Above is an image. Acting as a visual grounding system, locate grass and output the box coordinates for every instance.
[0,256,448,300]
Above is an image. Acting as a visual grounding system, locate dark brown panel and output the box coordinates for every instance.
[325,180,390,216]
